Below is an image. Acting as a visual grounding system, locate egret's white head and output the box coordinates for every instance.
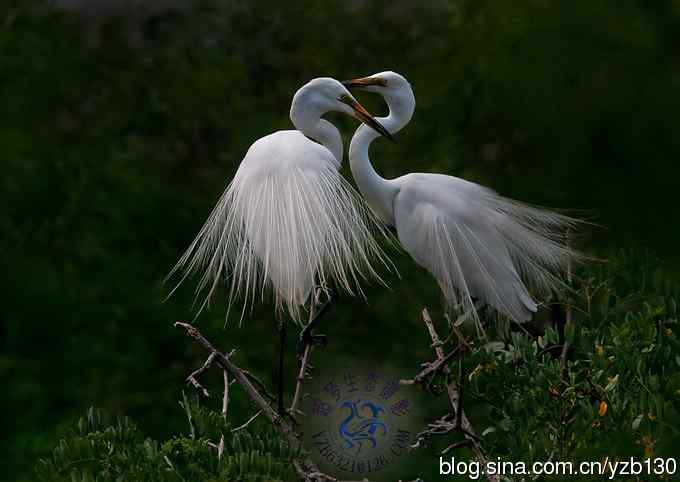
[342,71,410,94]
[291,77,396,142]
[342,71,415,129]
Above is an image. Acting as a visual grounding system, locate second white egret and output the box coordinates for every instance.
[344,71,580,324]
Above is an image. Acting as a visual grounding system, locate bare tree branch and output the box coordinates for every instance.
[175,321,300,443]
[231,410,262,432]
[560,232,574,381]
[400,346,459,388]
[413,309,498,482]
[290,341,312,415]
[185,352,216,398]
[218,434,225,460]
[290,297,317,416]
[175,320,364,482]
[222,366,229,420]
[290,288,333,417]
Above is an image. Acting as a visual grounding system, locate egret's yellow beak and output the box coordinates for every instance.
[339,95,396,143]
[342,76,388,90]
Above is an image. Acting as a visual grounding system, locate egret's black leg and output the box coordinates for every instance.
[276,318,286,416]
[297,289,334,356]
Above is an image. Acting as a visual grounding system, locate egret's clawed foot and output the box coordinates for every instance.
[296,289,335,357]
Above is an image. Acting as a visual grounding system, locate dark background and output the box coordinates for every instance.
[3,1,680,480]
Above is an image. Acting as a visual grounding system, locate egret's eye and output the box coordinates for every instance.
[338,94,353,104]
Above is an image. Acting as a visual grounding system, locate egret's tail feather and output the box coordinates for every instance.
[426,212,538,324]
[422,193,581,324]
[168,165,394,322]
[487,195,583,297]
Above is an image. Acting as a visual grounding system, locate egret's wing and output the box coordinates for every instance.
[168,132,393,322]
[394,173,578,322]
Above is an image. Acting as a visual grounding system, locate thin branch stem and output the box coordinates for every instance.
[175,321,299,444]
[419,309,498,482]
[455,337,464,430]
[175,320,352,482]
[231,410,263,432]
[222,366,229,420]
[290,289,333,416]
[560,232,574,381]
[290,342,311,415]
[400,347,458,388]
[290,296,316,416]
[277,317,287,415]
[185,352,216,398]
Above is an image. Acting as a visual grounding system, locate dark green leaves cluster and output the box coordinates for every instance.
[36,402,299,482]
[460,253,680,468]
[36,255,680,481]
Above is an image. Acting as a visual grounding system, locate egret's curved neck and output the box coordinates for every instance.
[349,88,415,225]
[290,103,343,165]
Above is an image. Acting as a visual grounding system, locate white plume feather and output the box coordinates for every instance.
[394,173,581,323]
[169,157,393,323]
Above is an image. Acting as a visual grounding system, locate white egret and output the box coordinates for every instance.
[170,77,395,413]
[344,72,580,324]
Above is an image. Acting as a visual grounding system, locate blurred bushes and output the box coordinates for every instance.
[2,0,680,480]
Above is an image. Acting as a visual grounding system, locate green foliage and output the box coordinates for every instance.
[36,407,170,482]
[36,402,299,482]
[34,256,680,481]
[457,254,680,471]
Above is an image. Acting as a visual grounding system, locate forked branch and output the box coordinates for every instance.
[175,321,362,482]
[409,309,498,482]
[175,321,299,443]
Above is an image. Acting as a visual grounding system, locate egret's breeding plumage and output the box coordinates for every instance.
[170,78,395,322]
[345,71,580,323]
[170,77,396,415]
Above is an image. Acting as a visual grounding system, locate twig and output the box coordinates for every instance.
[455,336,464,430]
[450,323,473,353]
[290,342,312,415]
[290,289,333,416]
[220,361,229,461]
[422,309,466,418]
[231,410,263,432]
[222,364,230,420]
[276,316,287,415]
[412,413,480,444]
[290,297,317,416]
[175,322,300,444]
[417,309,498,482]
[241,369,277,402]
[400,347,458,388]
[560,233,574,381]
[175,321,349,482]
[186,352,216,398]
